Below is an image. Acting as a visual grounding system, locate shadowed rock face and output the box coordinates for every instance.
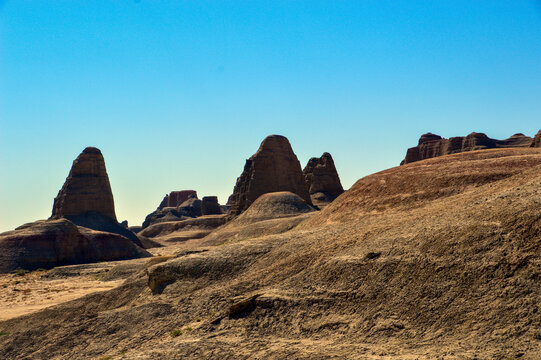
[157,191,197,210]
[167,191,197,207]
[201,196,222,215]
[51,147,116,220]
[402,132,533,164]
[228,135,312,215]
[531,130,541,148]
[0,219,151,273]
[303,152,344,206]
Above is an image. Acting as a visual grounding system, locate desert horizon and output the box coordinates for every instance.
[1,2,540,359]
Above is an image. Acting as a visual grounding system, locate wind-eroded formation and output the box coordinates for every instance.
[1,132,540,359]
[0,147,154,273]
[401,132,535,164]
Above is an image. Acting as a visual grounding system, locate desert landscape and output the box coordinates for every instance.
[0,132,540,359]
[1,2,540,359]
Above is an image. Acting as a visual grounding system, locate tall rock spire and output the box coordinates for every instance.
[228,135,312,215]
[51,147,116,220]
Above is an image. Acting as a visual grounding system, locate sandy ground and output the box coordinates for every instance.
[0,240,200,322]
[0,271,123,321]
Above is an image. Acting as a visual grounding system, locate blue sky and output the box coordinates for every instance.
[1,1,540,231]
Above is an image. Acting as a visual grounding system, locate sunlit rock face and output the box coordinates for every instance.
[228,135,312,216]
[51,147,116,220]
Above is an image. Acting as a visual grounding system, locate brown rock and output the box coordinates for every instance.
[157,194,169,210]
[167,191,197,207]
[201,196,222,215]
[48,147,157,249]
[51,147,116,220]
[303,152,344,206]
[0,219,151,273]
[228,135,312,215]
[402,132,533,164]
[530,130,541,148]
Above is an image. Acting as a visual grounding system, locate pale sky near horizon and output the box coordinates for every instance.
[1,1,540,232]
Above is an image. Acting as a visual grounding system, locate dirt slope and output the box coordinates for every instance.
[0,148,540,359]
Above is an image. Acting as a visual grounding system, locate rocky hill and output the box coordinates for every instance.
[1,148,540,359]
[401,132,533,164]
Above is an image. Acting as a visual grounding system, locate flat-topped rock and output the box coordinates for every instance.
[402,132,533,164]
[228,135,312,215]
[0,219,151,273]
[167,190,197,207]
[202,196,222,215]
[51,147,116,220]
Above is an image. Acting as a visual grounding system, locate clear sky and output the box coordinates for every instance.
[1,1,540,232]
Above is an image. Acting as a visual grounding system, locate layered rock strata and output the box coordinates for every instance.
[303,152,344,206]
[402,132,533,164]
[201,196,222,215]
[0,219,150,273]
[228,135,312,216]
[51,147,116,220]
[49,147,155,248]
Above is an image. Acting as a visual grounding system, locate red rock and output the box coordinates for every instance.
[303,152,344,206]
[228,135,312,215]
[402,132,533,165]
[202,196,222,215]
[0,219,151,273]
[167,191,197,207]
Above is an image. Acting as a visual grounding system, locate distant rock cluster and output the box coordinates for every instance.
[1,134,347,272]
[401,132,535,165]
[141,191,226,230]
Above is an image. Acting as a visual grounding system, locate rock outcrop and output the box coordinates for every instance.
[228,135,312,216]
[49,147,157,248]
[303,152,344,207]
[142,197,203,229]
[51,147,117,220]
[167,191,197,207]
[0,219,151,273]
[531,130,541,148]
[402,132,533,164]
[201,196,222,215]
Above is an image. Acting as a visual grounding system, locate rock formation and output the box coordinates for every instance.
[402,132,533,164]
[0,219,151,273]
[228,135,312,216]
[51,147,116,220]
[157,194,169,210]
[201,196,222,215]
[303,152,344,207]
[142,197,203,229]
[49,147,157,248]
[531,130,541,148]
[167,190,197,207]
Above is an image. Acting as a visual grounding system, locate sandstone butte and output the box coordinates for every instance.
[228,135,313,215]
[401,131,533,164]
[0,147,152,273]
[303,152,344,207]
[51,146,117,220]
